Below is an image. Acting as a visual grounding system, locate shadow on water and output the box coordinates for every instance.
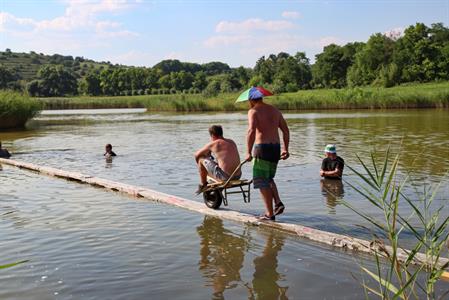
[197,216,288,300]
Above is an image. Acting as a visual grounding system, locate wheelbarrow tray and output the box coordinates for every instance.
[203,179,252,192]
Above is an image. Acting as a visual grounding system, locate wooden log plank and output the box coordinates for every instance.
[1,157,448,271]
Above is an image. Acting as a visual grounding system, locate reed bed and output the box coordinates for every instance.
[37,82,449,111]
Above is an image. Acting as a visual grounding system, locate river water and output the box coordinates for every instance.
[1,109,448,299]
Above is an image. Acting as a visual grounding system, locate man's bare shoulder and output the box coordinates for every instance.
[266,103,281,113]
[224,137,237,146]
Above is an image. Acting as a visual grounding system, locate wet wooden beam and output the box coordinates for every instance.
[1,157,448,271]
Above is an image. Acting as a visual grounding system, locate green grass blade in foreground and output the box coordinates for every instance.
[341,199,386,231]
[348,159,381,191]
[394,265,424,299]
[343,179,383,210]
[371,152,380,182]
[361,266,402,298]
[0,260,29,269]
[356,153,380,188]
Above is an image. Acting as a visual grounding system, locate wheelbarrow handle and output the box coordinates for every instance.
[222,159,250,188]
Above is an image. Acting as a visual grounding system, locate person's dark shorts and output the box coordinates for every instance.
[252,143,280,189]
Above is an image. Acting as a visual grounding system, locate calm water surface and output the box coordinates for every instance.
[1,109,448,299]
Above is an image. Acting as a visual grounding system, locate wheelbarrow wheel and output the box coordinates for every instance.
[203,189,223,209]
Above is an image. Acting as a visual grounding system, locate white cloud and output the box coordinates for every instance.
[215,18,295,33]
[0,12,37,32]
[1,0,139,39]
[105,50,156,66]
[384,27,404,40]
[318,36,346,47]
[281,11,301,19]
[163,51,184,61]
[1,0,141,56]
[203,35,249,48]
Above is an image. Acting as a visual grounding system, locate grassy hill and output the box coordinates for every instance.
[0,49,113,81]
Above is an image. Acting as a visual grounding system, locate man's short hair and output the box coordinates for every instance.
[106,143,112,149]
[208,125,223,137]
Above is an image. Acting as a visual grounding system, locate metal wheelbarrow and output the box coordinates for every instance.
[201,160,252,209]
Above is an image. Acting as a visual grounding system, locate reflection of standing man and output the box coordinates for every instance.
[197,216,246,299]
[320,144,344,179]
[251,232,288,300]
[238,87,290,221]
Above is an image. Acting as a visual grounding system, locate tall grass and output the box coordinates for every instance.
[343,149,449,299]
[37,82,449,111]
[0,90,42,128]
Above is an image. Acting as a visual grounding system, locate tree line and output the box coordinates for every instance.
[0,22,447,97]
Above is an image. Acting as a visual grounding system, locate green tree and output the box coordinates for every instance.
[347,33,395,86]
[202,80,220,97]
[192,71,207,90]
[37,65,77,96]
[78,72,101,96]
[393,23,449,82]
[312,43,362,88]
[26,80,42,96]
[158,74,172,89]
[0,65,16,89]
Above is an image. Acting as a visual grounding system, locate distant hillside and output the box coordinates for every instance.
[0,22,447,97]
[0,49,113,81]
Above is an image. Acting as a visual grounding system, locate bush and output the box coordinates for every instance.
[0,90,42,127]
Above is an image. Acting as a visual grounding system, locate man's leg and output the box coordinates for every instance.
[197,158,208,185]
[270,180,285,215]
[259,187,274,217]
[270,180,281,205]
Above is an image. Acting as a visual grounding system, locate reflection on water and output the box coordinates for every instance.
[2,166,447,299]
[197,217,247,299]
[105,156,114,166]
[197,216,288,300]
[320,179,345,214]
[250,232,288,300]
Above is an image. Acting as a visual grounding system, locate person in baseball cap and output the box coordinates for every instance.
[320,144,344,179]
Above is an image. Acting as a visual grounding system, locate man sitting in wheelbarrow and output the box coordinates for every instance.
[194,125,241,194]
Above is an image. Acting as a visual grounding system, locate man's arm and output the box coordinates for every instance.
[194,142,212,162]
[321,160,343,178]
[320,160,326,177]
[321,167,342,178]
[246,109,256,161]
[279,113,290,160]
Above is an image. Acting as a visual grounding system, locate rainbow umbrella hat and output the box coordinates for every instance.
[236,86,273,103]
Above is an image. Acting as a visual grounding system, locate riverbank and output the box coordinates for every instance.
[0,91,42,129]
[38,82,449,111]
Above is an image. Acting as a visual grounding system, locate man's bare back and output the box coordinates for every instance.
[249,102,283,144]
[195,125,241,187]
[208,138,241,176]
[246,101,289,161]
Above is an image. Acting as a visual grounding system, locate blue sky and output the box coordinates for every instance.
[1,0,448,67]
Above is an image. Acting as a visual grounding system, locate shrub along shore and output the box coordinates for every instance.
[39,82,449,111]
[0,90,41,129]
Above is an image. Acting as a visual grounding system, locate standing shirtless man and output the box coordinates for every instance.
[245,96,290,221]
